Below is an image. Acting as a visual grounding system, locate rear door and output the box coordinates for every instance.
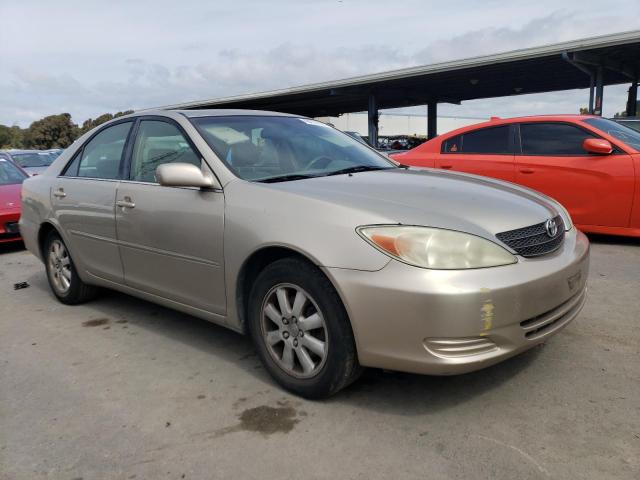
[514,122,635,228]
[115,118,226,315]
[50,121,133,283]
[435,125,516,181]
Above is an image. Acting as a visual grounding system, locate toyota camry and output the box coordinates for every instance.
[19,110,589,398]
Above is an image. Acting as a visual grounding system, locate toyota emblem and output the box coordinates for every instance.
[545,218,558,237]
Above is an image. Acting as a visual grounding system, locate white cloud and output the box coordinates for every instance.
[0,0,638,126]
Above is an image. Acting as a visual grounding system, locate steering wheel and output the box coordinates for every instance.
[306,156,334,171]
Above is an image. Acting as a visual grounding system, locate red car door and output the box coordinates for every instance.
[514,122,635,228]
[434,124,516,182]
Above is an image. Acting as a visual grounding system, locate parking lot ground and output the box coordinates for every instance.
[1,236,639,480]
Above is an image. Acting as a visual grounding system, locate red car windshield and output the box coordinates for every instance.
[583,117,640,151]
[0,159,28,185]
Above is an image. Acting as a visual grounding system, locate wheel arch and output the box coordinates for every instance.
[37,221,60,259]
[235,245,353,336]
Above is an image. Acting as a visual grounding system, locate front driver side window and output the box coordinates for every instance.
[130,120,201,183]
[520,123,597,155]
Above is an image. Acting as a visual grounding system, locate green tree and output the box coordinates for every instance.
[23,113,79,149]
[0,125,26,149]
[1,110,135,150]
[0,125,12,148]
[81,110,133,134]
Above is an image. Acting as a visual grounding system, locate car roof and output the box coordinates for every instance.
[484,114,597,125]
[435,114,604,140]
[136,108,302,119]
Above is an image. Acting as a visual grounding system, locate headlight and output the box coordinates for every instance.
[357,225,517,269]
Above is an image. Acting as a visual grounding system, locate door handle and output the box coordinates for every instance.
[116,197,135,209]
[440,165,453,169]
[520,168,535,174]
[53,188,66,198]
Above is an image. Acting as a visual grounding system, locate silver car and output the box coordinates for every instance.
[19,110,589,398]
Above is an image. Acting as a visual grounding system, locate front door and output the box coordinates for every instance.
[115,119,226,314]
[515,122,635,228]
[50,121,133,283]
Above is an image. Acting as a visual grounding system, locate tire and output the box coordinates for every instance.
[44,231,98,305]
[247,257,362,398]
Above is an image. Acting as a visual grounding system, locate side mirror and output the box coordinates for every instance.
[583,138,612,155]
[156,163,219,189]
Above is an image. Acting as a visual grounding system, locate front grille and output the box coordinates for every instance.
[496,215,564,257]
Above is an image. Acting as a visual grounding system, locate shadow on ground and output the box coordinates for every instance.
[24,262,543,415]
[585,233,640,246]
[0,241,25,255]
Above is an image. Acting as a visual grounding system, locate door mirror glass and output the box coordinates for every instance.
[583,138,613,155]
[156,163,218,188]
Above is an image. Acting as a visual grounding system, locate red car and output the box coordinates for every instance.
[392,115,640,237]
[0,158,29,243]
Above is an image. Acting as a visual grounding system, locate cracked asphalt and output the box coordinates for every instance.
[1,235,639,480]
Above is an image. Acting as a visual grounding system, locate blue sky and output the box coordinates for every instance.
[1,0,638,126]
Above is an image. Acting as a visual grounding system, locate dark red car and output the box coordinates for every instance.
[0,158,29,243]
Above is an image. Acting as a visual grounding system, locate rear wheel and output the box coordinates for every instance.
[44,232,97,304]
[248,257,362,398]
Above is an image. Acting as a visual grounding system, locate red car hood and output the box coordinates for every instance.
[0,183,22,212]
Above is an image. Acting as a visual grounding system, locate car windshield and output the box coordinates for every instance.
[583,117,640,150]
[11,152,56,168]
[191,116,395,182]
[0,159,28,185]
[614,119,640,133]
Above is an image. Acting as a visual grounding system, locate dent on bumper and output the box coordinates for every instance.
[324,229,590,375]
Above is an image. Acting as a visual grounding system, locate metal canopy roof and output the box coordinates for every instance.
[161,30,640,118]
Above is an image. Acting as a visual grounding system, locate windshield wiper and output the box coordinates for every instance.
[323,165,395,177]
[257,173,319,183]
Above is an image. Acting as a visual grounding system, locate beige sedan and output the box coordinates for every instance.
[19,110,589,398]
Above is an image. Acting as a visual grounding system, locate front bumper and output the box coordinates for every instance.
[0,210,22,243]
[324,228,589,375]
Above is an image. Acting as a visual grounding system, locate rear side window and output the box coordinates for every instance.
[442,126,510,154]
[129,120,201,183]
[64,122,132,178]
[520,123,596,155]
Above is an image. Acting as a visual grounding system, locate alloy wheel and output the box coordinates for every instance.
[47,239,72,294]
[260,283,328,378]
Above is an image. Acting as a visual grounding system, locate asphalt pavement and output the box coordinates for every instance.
[1,236,639,480]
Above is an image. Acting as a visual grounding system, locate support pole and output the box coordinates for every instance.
[367,94,378,148]
[626,80,638,117]
[594,66,604,116]
[562,52,596,114]
[588,74,595,114]
[427,101,437,140]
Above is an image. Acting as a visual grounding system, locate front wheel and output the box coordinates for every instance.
[44,231,97,305]
[248,258,362,398]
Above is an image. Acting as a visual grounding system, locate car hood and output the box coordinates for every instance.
[0,183,22,212]
[262,168,560,239]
